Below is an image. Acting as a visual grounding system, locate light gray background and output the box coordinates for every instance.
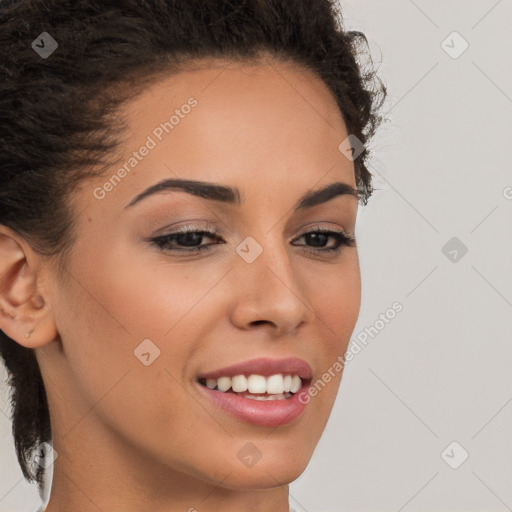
[1,1,511,511]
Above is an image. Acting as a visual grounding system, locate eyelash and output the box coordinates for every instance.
[150,225,356,256]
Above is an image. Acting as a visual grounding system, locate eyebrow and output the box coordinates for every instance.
[125,178,359,210]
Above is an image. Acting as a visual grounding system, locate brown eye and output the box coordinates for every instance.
[293,228,356,254]
[151,228,224,252]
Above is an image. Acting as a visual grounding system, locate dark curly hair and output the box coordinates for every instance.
[0,0,386,493]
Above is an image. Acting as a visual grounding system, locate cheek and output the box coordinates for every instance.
[70,241,220,339]
[302,251,361,344]
[298,253,360,405]
[51,246,219,458]
[54,243,228,405]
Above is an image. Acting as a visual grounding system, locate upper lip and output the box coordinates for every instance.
[197,357,313,380]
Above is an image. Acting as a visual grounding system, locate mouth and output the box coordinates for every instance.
[195,372,313,427]
[197,373,310,401]
[194,357,314,426]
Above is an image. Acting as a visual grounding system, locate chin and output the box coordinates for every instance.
[226,443,313,489]
[175,445,312,491]
[215,461,309,490]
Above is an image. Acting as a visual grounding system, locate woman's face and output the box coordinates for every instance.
[38,58,361,492]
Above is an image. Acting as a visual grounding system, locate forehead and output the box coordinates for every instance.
[84,58,356,214]
[124,57,346,128]
[122,57,348,160]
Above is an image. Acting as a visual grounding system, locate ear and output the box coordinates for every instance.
[0,225,58,348]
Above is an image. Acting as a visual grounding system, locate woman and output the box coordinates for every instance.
[0,1,386,510]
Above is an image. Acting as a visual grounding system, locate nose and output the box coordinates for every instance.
[228,235,315,337]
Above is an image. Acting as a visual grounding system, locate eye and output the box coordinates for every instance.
[150,227,223,253]
[149,226,356,255]
[292,228,356,254]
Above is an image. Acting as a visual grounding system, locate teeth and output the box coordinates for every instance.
[266,374,284,394]
[290,375,302,393]
[200,373,304,395]
[217,376,232,392]
[232,375,248,392]
[239,391,291,400]
[247,375,267,393]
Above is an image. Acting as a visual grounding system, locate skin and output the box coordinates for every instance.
[0,56,361,512]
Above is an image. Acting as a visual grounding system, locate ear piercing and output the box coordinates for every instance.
[24,328,35,339]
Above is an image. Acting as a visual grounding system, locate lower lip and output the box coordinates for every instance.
[195,380,311,427]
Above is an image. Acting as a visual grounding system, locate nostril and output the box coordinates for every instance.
[250,320,268,327]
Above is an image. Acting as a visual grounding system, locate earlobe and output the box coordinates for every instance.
[0,227,58,348]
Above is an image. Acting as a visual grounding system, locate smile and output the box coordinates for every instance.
[198,373,303,400]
